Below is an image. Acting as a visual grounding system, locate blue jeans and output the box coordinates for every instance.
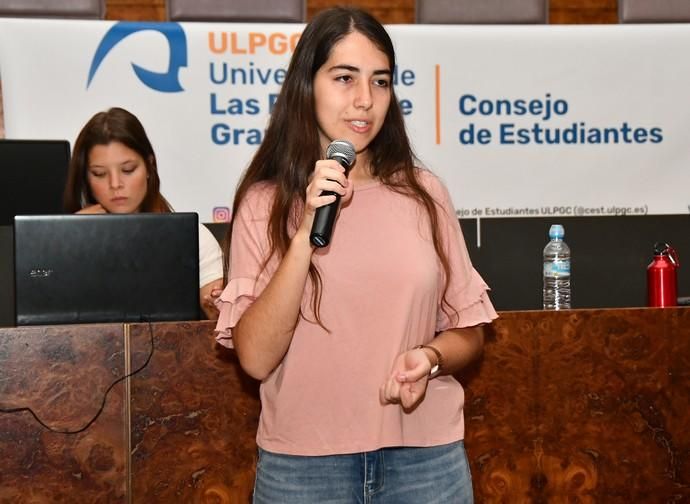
[253,441,474,504]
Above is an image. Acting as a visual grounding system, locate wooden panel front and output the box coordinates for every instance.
[1,308,688,502]
[128,321,260,503]
[0,324,127,502]
[462,308,690,502]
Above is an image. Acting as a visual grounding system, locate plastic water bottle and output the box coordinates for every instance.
[543,224,571,310]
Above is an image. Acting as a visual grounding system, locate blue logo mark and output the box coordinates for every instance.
[88,22,188,93]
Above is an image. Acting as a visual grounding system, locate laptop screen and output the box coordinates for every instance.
[13,213,200,325]
[0,139,70,226]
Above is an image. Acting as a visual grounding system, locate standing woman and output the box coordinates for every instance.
[64,107,223,320]
[216,7,497,503]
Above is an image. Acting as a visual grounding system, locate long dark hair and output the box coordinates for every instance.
[225,7,458,326]
[64,107,172,213]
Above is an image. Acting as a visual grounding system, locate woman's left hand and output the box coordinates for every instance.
[200,280,223,320]
[380,347,433,410]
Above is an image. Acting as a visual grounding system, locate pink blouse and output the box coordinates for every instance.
[216,170,498,455]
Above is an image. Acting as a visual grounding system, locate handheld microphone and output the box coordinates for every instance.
[310,140,356,248]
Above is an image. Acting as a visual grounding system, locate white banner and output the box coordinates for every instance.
[1,19,689,222]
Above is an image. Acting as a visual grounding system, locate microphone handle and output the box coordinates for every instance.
[310,191,341,248]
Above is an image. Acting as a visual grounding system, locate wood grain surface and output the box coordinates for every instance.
[2,308,687,502]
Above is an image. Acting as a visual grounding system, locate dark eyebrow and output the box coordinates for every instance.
[88,159,137,169]
[328,64,391,76]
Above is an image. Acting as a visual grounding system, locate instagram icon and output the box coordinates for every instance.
[213,206,231,222]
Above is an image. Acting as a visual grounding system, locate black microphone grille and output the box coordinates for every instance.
[327,140,356,167]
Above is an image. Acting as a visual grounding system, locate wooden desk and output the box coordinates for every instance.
[1,308,688,502]
[461,307,690,502]
[0,322,259,503]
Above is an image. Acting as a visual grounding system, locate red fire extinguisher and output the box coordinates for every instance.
[647,242,679,307]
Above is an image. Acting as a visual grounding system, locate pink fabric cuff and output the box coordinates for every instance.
[437,269,499,331]
[214,277,257,348]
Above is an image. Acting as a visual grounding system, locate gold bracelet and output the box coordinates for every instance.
[414,344,443,377]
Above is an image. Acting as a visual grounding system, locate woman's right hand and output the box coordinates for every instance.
[76,204,107,214]
[299,159,352,238]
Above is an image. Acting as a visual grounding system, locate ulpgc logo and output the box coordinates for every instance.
[88,22,188,92]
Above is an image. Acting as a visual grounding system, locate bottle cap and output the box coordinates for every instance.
[653,242,669,255]
[654,242,680,267]
[548,224,565,239]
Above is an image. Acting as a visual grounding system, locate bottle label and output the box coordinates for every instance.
[544,259,570,278]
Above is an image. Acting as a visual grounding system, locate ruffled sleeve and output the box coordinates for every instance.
[437,269,498,331]
[421,171,498,331]
[214,183,275,348]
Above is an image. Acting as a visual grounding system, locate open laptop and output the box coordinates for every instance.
[13,213,200,325]
[0,139,70,225]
